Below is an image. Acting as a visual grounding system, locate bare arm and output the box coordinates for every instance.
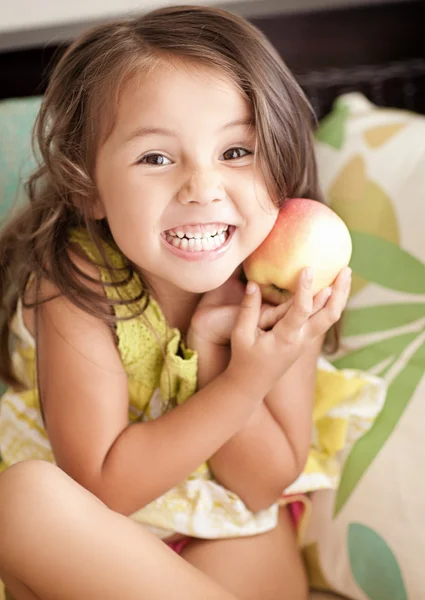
[36,267,349,517]
[207,338,322,513]
[190,271,350,512]
[37,291,263,516]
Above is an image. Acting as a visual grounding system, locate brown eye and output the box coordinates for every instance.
[139,154,171,166]
[221,148,251,161]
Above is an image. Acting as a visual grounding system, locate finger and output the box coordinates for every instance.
[312,286,332,314]
[307,267,352,337]
[259,300,293,331]
[232,281,262,345]
[271,268,314,345]
[327,266,352,316]
[276,268,314,333]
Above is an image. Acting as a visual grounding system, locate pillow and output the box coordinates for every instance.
[0,97,42,399]
[304,93,425,599]
[0,96,42,221]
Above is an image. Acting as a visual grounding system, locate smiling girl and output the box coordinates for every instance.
[0,6,351,599]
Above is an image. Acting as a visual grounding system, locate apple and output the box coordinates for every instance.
[243,198,352,305]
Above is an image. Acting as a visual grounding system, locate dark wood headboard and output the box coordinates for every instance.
[1,0,424,118]
[253,0,425,118]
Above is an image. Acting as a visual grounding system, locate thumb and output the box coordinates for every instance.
[232,281,261,344]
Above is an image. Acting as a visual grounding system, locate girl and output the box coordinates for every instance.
[0,5,352,600]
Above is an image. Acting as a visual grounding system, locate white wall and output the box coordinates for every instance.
[0,0,407,51]
[1,0,228,32]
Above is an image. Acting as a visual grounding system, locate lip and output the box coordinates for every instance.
[163,222,231,234]
[161,225,236,262]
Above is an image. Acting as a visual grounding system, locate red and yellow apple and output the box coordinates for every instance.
[243,198,352,305]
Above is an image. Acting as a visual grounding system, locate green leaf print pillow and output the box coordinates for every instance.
[303,93,425,599]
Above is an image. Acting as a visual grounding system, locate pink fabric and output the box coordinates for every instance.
[166,536,192,554]
[287,500,305,529]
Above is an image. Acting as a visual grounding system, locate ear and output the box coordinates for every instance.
[74,194,106,220]
[91,196,107,220]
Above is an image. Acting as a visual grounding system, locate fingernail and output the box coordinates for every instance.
[324,287,332,298]
[246,281,257,295]
[303,268,313,284]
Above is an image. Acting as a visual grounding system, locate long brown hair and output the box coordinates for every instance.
[0,4,331,388]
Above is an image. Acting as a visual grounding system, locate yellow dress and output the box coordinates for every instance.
[0,230,386,543]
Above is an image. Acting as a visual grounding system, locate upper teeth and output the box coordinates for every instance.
[168,225,229,239]
[164,224,231,252]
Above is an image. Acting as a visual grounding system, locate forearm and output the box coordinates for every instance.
[97,369,261,516]
[192,334,305,512]
[263,339,322,471]
[208,340,323,512]
[208,401,303,513]
[264,388,313,474]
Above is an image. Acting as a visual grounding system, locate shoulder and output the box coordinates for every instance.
[22,243,107,339]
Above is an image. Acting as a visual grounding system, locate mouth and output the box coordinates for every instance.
[161,223,235,260]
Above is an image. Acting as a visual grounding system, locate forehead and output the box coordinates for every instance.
[112,61,252,137]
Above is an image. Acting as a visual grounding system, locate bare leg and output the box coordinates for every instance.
[0,461,237,600]
[182,506,308,600]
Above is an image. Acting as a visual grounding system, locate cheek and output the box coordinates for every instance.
[98,166,151,222]
[238,173,277,218]
[244,197,279,253]
[250,210,278,249]
[98,172,161,252]
[244,183,279,235]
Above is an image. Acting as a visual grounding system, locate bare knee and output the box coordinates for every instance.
[3,458,74,498]
[0,461,104,542]
[0,460,58,508]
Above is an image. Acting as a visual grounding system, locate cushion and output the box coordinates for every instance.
[304,93,425,599]
[0,97,42,398]
[0,97,42,221]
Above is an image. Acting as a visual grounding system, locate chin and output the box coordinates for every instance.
[177,272,234,294]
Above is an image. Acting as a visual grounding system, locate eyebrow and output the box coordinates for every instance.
[221,118,254,131]
[123,117,254,144]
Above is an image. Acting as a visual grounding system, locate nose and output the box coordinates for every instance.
[177,168,226,205]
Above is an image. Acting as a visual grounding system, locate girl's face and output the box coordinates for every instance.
[95,62,278,298]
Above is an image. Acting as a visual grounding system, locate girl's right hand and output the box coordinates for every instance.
[226,267,351,399]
